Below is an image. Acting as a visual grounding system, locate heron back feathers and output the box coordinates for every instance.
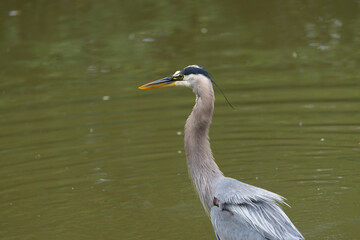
[212,177,304,240]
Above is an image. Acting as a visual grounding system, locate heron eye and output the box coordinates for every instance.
[173,74,184,81]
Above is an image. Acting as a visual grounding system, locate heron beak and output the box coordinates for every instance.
[138,76,176,89]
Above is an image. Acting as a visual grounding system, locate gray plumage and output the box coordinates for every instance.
[211,177,303,240]
[139,65,304,240]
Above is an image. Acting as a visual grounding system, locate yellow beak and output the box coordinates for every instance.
[138,76,176,89]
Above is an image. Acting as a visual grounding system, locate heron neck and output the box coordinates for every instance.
[184,81,223,212]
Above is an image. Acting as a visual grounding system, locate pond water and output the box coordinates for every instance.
[1,1,359,239]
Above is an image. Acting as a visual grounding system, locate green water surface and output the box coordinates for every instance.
[1,1,359,239]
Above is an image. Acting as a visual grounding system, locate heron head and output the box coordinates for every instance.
[138,65,212,90]
[139,65,234,108]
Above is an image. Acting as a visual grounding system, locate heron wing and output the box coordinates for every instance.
[211,205,267,240]
[211,177,304,240]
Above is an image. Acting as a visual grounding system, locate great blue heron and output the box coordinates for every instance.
[139,65,304,240]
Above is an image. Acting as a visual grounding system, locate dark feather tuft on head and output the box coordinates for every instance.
[181,65,212,80]
[181,65,234,109]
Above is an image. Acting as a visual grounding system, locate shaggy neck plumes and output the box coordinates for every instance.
[184,77,223,212]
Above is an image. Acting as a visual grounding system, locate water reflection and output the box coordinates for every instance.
[306,18,343,51]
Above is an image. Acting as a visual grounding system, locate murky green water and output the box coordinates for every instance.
[1,1,359,239]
